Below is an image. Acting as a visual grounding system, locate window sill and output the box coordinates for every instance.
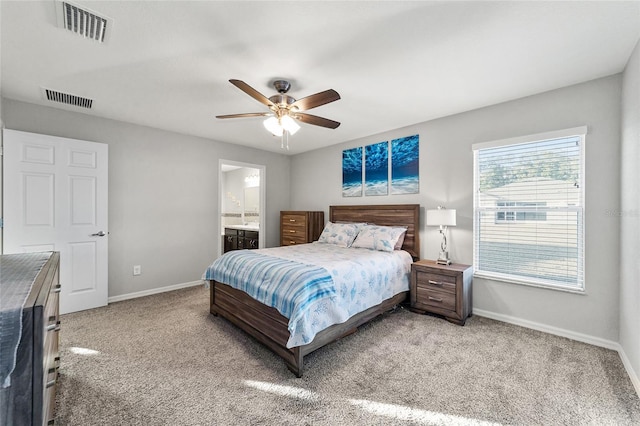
[473,272,586,295]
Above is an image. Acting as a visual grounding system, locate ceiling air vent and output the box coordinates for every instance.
[55,1,111,43]
[43,88,93,109]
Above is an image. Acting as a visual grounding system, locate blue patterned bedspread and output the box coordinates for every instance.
[203,243,412,348]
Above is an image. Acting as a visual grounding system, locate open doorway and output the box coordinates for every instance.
[218,160,266,257]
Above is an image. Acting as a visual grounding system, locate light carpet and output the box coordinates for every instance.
[55,286,640,425]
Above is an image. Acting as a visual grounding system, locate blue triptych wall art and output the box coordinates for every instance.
[391,134,420,194]
[365,141,389,196]
[342,134,419,197]
[342,146,363,197]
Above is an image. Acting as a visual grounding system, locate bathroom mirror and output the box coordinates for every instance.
[244,187,260,218]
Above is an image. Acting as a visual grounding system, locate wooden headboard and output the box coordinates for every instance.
[330,204,420,260]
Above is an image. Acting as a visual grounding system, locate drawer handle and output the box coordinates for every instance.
[289,241,296,244]
[428,296,443,302]
[289,219,296,222]
[46,379,56,388]
[289,230,296,233]
[46,320,61,332]
[428,280,444,286]
[53,285,61,293]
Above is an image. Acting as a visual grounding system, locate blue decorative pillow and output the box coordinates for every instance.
[317,222,362,247]
[351,225,407,252]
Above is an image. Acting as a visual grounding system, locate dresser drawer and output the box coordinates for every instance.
[415,287,456,312]
[282,213,307,226]
[281,225,307,239]
[416,271,456,294]
[281,235,308,246]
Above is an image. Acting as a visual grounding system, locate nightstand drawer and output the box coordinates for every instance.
[415,287,456,311]
[416,271,456,294]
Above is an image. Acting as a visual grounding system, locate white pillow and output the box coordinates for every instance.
[394,230,407,250]
[351,225,407,252]
[317,222,361,247]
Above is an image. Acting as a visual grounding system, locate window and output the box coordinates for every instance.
[473,127,586,291]
[496,202,547,223]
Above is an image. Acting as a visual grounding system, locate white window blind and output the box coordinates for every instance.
[473,127,585,291]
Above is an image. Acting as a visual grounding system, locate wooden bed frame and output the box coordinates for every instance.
[208,204,420,377]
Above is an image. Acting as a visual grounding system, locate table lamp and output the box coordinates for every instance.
[426,206,457,265]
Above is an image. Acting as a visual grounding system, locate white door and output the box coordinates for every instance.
[3,129,108,314]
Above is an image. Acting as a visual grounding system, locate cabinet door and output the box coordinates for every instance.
[244,231,259,249]
[223,229,238,253]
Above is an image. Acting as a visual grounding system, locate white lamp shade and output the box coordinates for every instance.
[280,115,301,135]
[426,209,456,227]
[263,117,283,136]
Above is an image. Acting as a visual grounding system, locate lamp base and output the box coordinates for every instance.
[436,251,452,265]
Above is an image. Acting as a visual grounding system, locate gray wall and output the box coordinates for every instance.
[1,98,290,298]
[620,40,640,388]
[0,1,3,254]
[291,75,622,343]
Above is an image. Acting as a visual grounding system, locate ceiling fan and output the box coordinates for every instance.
[216,79,341,149]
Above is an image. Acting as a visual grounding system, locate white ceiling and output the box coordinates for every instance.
[2,1,639,155]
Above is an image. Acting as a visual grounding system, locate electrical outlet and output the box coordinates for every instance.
[133,265,141,276]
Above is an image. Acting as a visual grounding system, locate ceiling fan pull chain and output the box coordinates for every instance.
[281,130,290,151]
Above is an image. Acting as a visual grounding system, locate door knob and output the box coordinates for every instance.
[90,231,106,237]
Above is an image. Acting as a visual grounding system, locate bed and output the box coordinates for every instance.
[205,204,420,377]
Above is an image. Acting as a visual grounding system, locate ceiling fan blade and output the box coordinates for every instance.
[229,79,275,108]
[290,89,340,111]
[216,112,271,119]
[295,113,341,129]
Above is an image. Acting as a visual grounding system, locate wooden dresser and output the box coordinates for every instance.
[0,252,60,426]
[280,211,325,246]
[410,259,473,325]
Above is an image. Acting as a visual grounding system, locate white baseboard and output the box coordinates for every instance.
[473,308,640,397]
[108,280,204,303]
[617,344,640,397]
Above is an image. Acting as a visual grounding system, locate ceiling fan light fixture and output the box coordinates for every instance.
[263,116,283,136]
[280,115,300,135]
[220,79,340,147]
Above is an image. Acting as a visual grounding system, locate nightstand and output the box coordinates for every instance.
[410,260,473,325]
